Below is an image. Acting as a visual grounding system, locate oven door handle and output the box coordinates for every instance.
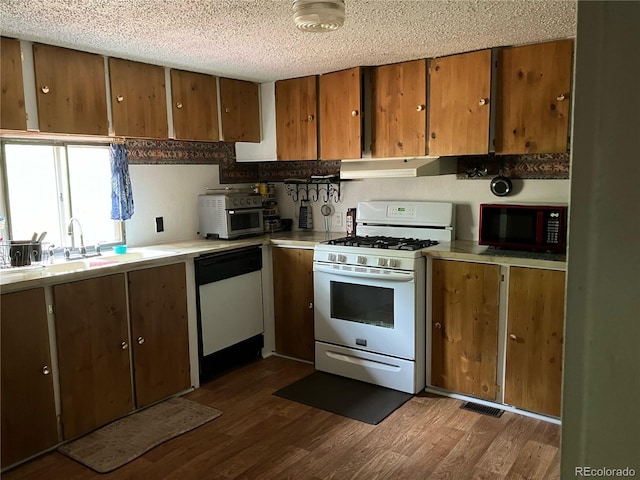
[313,263,414,282]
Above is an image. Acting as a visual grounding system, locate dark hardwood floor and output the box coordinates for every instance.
[2,356,560,479]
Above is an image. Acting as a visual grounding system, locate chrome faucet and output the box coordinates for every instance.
[67,217,86,255]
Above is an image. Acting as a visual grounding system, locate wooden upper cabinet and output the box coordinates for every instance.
[33,43,108,135]
[109,58,168,138]
[54,274,133,439]
[0,37,27,131]
[170,69,219,141]
[128,263,191,408]
[431,260,500,401]
[319,67,362,160]
[1,288,58,468]
[429,50,492,156]
[275,76,318,161]
[371,59,427,158]
[219,77,260,142]
[495,39,573,154]
[505,267,566,417]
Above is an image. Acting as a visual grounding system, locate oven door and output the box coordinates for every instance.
[313,262,418,360]
[226,208,264,238]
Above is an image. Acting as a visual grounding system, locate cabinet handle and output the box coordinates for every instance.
[416,104,425,112]
[41,86,50,94]
[556,94,566,101]
[434,322,442,329]
[509,333,518,341]
[479,98,487,106]
[308,302,313,309]
[224,107,230,113]
[351,110,359,117]
[137,336,145,345]
[42,365,50,375]
[121,341,128,350]
[116,95,124,103]
[176,102,183,109]
[307,114,314,121]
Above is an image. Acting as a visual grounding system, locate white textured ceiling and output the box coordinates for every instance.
[0,0,577,83]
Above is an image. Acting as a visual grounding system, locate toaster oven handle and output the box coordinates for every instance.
[313,262,414,282]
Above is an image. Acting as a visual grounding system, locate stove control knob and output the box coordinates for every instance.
[388,258,399,268]
[254,197,261,205]
[337,254,347,263]
[240,198,245,206]
[357,255,367,265]
[232,199,240,207]
[328,253,337,262]
[377,258,388,267]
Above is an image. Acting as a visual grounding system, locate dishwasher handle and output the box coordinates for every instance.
[195,246,262,285]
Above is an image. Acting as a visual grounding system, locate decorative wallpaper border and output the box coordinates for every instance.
[125,139,569,183]
[457,153,570,180]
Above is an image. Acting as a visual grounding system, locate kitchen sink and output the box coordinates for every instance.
[43,249,178,274]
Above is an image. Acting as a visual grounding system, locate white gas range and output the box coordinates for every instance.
[313,201,455,394]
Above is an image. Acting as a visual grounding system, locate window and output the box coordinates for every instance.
[1,142,123,251]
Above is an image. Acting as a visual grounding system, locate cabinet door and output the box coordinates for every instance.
[371,59,427,158]
[1,289,58,468]
[273,248,314,362]
[505,267,565,417]
[171,69,219,141]
[431,260,500,401]
[0,37,27,131]
[495,39,573,154]
[319,67,362,160]
[429,50,492,155]
[219,77,260,142]
[109,58,168,138]
[54,274,133,439]
[128,263,190,408]
[33,43,108,135]
[275,76,318,160]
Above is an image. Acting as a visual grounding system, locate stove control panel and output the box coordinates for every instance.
[314,250,418,271]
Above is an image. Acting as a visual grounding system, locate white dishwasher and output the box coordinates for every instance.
[195,245,264,382]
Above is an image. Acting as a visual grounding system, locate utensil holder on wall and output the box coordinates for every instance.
[284,179,341,203]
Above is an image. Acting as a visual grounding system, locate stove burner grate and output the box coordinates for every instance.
[327,236,439,251]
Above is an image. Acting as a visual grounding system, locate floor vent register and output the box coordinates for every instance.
[460,401,504,418]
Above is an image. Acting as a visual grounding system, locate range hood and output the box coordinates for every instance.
[340,156,457,179]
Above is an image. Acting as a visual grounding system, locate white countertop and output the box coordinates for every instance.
[0,233,566,293]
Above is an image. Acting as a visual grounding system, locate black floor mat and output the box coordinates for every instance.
[273,371,413,425]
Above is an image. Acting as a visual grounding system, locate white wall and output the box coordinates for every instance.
[124,164,250,246]
[561,1,640,476]
[275,174,570,240]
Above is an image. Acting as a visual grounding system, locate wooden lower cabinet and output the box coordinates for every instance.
[1,288,58,468]
[272,247,315,362]
[128,263,190,408]
[54,274,133,440]
[504,267,566,417]
[431,259,501,400]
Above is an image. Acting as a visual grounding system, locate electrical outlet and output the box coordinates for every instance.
[333,211,343,228]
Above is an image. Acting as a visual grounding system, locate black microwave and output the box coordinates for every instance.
[479,203,568,252]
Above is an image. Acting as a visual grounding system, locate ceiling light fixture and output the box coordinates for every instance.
[292,0,345,33]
